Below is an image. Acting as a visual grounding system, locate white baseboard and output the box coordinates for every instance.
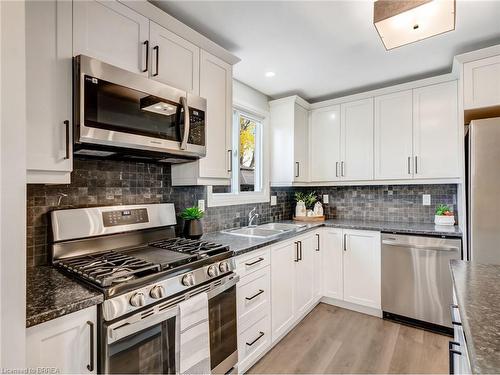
[320,297,382,318]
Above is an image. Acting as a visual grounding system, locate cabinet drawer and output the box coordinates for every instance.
[237,266,270,326]
[234,247,270,278]
[238,313,271,373]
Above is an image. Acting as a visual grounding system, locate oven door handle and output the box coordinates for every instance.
[206,275,239,299]
[180,96,190,150]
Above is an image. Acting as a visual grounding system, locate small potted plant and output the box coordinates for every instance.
[181,206,204,239]
[435,204,455,226]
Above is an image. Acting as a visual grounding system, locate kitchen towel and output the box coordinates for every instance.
[176,292,211,374]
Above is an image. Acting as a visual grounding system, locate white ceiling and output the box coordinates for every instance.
[153,1,500,102]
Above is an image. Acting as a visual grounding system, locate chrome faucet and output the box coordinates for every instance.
[248,207,260,227]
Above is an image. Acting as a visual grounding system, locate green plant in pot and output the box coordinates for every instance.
[181,206,204,239]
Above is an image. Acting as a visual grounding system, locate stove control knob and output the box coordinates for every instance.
[207,265,218,278]
[181,273,195,287]
[150,285,166,299]
[219,261,230,273]
[129,292,146,307]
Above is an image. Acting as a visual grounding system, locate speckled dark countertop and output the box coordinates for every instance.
[450,260,500,374]
[202,219,462,256]
[26,266,104,328]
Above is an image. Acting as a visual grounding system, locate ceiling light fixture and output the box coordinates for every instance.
[265,71,276,78]
[374,0,456,50]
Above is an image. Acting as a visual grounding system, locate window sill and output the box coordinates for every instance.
[207,186,270,207]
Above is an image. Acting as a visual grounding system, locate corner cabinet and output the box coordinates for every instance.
[171,50,233,185]
[26,0,73,184]
[26,306,97,374]
[269,97,309,185]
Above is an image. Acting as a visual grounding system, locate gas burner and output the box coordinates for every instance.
[149,238,227,256]
[56,251,161,287]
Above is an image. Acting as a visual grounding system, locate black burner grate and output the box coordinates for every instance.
[56,251,161,287]
[149,238,228,256]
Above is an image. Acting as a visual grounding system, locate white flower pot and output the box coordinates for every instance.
[434,215,455,226]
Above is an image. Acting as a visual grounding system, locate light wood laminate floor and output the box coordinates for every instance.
[248,303,450,374]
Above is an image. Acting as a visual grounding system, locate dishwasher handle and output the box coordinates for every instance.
[382,240,460,252]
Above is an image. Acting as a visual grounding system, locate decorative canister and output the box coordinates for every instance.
[295,201,306,217]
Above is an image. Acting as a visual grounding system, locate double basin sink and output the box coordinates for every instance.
[222,223,307,239]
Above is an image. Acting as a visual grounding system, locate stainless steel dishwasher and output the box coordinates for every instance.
[381,233,461,331]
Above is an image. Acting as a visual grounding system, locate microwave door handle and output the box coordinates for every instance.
[180,96,190,150]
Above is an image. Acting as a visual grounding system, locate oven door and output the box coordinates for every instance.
[75,55,206,158]
[102,275,238,374]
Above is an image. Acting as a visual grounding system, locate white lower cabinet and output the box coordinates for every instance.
[26,306,97,374]
[321,228,344,300]
[294,233,315,317]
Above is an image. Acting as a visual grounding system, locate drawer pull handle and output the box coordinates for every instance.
[246,331,265,346]
[246,289,264,301]
[86,321,94,372]
[245,257,264,266]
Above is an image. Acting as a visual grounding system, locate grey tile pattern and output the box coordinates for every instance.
[450,260,500,374]
[26,266,104,327]
[26,158,457,266]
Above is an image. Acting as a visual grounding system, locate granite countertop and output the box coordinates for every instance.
[450,260,500,374]
[26,266,104,328]
[203,218,462,256]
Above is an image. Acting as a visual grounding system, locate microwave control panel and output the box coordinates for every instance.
[102,208,149,227]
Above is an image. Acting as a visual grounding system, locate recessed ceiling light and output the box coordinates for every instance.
[265,71,276,78]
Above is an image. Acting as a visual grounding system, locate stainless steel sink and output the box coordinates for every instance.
[222,223,306,238]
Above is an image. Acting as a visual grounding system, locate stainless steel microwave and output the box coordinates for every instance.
[73,55,207,163]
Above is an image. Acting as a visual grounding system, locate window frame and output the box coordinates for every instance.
[207,102,270,207]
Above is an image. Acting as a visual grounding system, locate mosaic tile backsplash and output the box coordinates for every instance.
[27,158,457,266]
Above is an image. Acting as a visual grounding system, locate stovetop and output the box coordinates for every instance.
[55,237,230,288]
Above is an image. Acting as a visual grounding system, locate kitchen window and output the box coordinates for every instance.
[207,106,269,207]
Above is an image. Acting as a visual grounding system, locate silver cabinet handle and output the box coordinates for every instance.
[316,233,320,251]
[415,155,418,174]
[295,162,300,178]
[228,150,233,172]
[179,97,190,150]
[294,242,299,262]
[336,161,339,177]
[86,321,94,372]
[407,156,411,175]
[142,40,149,73]
[341,161,345,177]
[343,234,347,251]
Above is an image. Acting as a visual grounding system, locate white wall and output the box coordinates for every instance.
[233,79,269,116]
[0,0,26,368]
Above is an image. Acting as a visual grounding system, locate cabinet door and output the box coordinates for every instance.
[310,106,341,182]
[294,104,309,182]
[343,230,381,309]
[413,81,459,179]
[271,240,296,342]
[374,90,414,180]
[73,0,149,74]
[322,228,344,300]
[312,232,323,301]
[26,0,73,184]
[464,55,500,109]
[340,98,374,181]
[294,234,315,316]
[198,50,232,179]
[149,21,200,94]
[26,306,97,374]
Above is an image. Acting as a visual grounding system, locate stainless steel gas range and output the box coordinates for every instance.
[50,203,238,374]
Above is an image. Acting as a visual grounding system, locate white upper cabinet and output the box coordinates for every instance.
[374,90,414,180]
[26,0,73,184]
[73,0,149,74]
[413,81,460,179]
[342,229,381,309]
[149,21,200,94]
[340,98,374,181]
[464,55,500,110]
[294,105,309,182]
[269,97,309,185]
[310,106,341,182]
[27,306,97,374]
